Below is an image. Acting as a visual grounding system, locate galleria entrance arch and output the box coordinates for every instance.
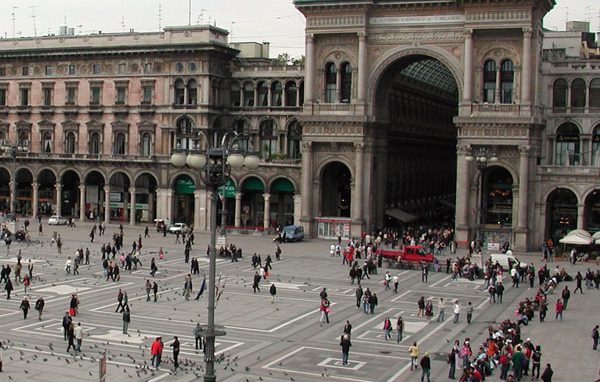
[296,0,554,250]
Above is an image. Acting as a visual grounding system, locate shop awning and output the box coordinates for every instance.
[242,176,265,191]
[385,208,417,223]
[593,231,600,245]
[559,230,592,245]
[271,178,295,193]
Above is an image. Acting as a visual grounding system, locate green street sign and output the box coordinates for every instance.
[219,178,236,198]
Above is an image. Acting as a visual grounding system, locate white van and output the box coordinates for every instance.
[489,253,527,270]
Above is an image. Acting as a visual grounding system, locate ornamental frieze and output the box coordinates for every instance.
[307,15,365,28]
[466,10,530,22]
[368,31,463,43]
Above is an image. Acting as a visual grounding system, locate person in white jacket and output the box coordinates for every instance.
[453,301,461,323]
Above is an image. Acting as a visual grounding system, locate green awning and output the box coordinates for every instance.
[271,178,295,193]
[175,175,196,195]
[242,177,264,191]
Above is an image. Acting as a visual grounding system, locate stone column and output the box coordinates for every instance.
[79,184,86,222]
[300,142,313,221]
[129,187,136,225]
[32,182,38,220]
[263,192,271,230]
[455,146,471,246]
[463,29,474,102]
[304,34,315,103]
[267,85,272,107]
[357,32,367,103]
[335,63,342,103]
[521,28,532,104]
[517,146,530,229]
[577,204,585,230]
[9,181,15,213]
[353,142,364,222]
[293,194,301,226]
[234,192,242,227]
[55,183,62,217]
[194,189,202,231]
[166,189,173,222]
[495,67,502,104]
[103,185,110,224]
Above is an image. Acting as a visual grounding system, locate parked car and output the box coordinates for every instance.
[282,225,304,242]
[168,222,188,234]
[48,215,68,225]
[154,218,169,232]
[489,253,528,270]
[376,245,435,263]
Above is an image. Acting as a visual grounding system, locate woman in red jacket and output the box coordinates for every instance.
[555,299,564,321]
[150,337,163,368]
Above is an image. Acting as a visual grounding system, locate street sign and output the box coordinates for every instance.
[218,178,236,198]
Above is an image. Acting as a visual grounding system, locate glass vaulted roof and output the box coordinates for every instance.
[400,59,458,97]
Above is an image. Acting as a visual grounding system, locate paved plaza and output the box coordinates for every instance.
[0,222,598,381]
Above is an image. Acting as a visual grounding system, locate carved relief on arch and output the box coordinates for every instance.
[318,46,357,69]
[477,42,521,68]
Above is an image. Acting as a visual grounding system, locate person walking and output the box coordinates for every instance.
[437,297,445,322]
[340,334,352,366]
[447,345,457,379]
[35,297,45,321]
[5,278,13,300]
[541,363,553,382]
[396,316,404,343]
[320,298,331,325]
[74,323,83,352]
[22,274,31,295]
[253,271,261,293]
[466,301,474,324]
[152,281,158,302]
[19,297,30,320]
[369,293,378,314]
[393,274,399,293]
[355,285,363,308]
[269,283,277,303]
[115,289,125,313]
[419,352,431,382]
[343,320,352,339]
[496,282,505,303]
[593,325,599,351]
[145,279,152,302]
[150,258,158,277]
[62,311,71,340]
[122,306,131,334]
[561,286,570,310]
[193,323,203,350]
[555,299,564,321]
[531,345,542,379]
[409,342,419,371]
[512,345,525,381]
[453,300,461,323]
[170,336,180,370]
[151,337,163,368]
[383,317,392,341]
[66,321,76,352]
[574,271,584,294]
[417,296,425,317]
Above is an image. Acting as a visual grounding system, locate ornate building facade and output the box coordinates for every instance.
[1,0,599,250]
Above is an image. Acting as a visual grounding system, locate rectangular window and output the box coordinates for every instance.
[68,64,76,75]
[66,87,77,105]
[0,68,6,77]
[142,85,153,103]
[0,89,6,106]
[20,88,29,106]
[92,64,101,74]
[90,86,102,105]
[22,66,29,76]
[116,87,127,104]
[42,88,53,106]
[45,66,53,75]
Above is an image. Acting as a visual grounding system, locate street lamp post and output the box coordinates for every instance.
[465,146,497,261]
[171,131,259,382]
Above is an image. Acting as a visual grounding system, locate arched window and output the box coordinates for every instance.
[553,79,568,111]
[175,116,195,150]
[593,125,600,166]
[174,79,185,105]
[89,132,100,154]
[287,120,302,160]
[571,78,586,111]
[259,119,278,159]
[257,81,268,107]
[325,62,336,103]
[341,62,352,103]
[285,81,297,107]
[186,79,197,105]
[483,60,496,103]
[271,81,282,107]
[590,78,600,110]
[0,131,5,146]
[141,133,152,156]
[233,119,250,151]
[243,81,254,106]
[230,82,241,107]
[500,60,514,104]
[299,82,304,106]
[114,132,126,155]
[65,132,76,154]
[555,123,580,166]
[42,132,52,153]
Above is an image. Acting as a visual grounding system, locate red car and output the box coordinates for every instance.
[376,245,434,263]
